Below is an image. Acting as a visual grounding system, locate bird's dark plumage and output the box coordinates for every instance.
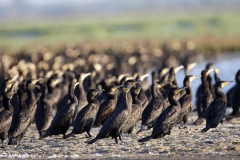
[8,89,30,146]
[194,69,214,125]
[137,82,166,134]
[94,85,120,127]
[35,83,53,139]
[64,89,101,139]
[43,82,79,138]
[201,81,232,132]
[138,87,185,142]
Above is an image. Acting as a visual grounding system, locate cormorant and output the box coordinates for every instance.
[42,82,79,138]
[94,85,122,127]
[25,78,41,125]
[88,81,139,144]
[35,82,53,139]
[194,69,214,125]
[74,73,91,121]
[138,87,186,142]
[135,74,149,110]
[8,89,30,146]
[178,75,201,128]
[168,65,184,86]
[137,82,167,134]
[0,88,15,147]
[122,86,142,134]
[64,89,102,139]
[202,81,233,132]
[231,70,240,117]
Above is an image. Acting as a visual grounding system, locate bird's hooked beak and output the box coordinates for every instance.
[157,82,169,88]
[206,68,214,76]
[32,78,43,84]
[176,87,187,93]
[221,81,234,88]
[190,75,201,82]
[113,85,123,91]
[134,88,141,95]
[139,73,149,81]
[122,85,132,93]
[81,72,91,81]
[51,77,63,87]
[174,65,184,74]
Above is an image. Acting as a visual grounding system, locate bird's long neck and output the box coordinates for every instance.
[201,75,210,92]
[26,84,35,103]
[133,94,142,107]
[3,95,13,113]
[40,84,47,101]
[107,92,117,101]
[168,93,180,107]
[87,95,99,105]
[69,86,77,103]
[215,86,226,101]
[19,92,28,112]
[78,79,86,97]
[184,81,192,95]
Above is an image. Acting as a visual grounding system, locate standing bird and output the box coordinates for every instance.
[94,85,122,127]
[231,70,240,117]
[0,88,15,147]
[137,82,167,134]
[122,86,142,134]
[193,69,214,125]
[135,74,149,110]
[138,87,186,142]
[25,78,41,126]
[178,75,201,128]
[42,82,79,138]
[8,89,30,146]
[74,73,91,121]
[201,81,233,132]
[35,83,53,139]
[88,81,139,144]
[168,65,184,86]
[64,89,102,139]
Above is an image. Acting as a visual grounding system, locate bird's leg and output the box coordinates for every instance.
[86,131,92,138]
[1,140,5,148]
[119,135,122,141]
[115,137,118,144]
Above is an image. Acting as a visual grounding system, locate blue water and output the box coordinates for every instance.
[175,54,240,104]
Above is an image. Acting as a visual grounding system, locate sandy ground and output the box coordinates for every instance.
[1,111,240,159]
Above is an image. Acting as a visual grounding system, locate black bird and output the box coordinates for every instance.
[8,89,30,146]
[137,82,167,134]
[74,73,91,121]
[194,69,214,125]
[45,75,63,117]
[178,75,201,128]
[0,88,15,147]
[201,81,233,132]
[196,62,215,99]
[226,70,238,108]
[35,82,53,139]
[135,74,149,111]
[94,85,122,127]
[138,87,185,142]
[64,89,102,139]
[122,86,142,134]
[184,62,197,76]
[231,70,240,117]
[25,78,41,126]
[42,82,79,138]
[168,65,184,86]
[88,81,139,144]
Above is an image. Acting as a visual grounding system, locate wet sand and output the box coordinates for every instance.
[0,111,240,159]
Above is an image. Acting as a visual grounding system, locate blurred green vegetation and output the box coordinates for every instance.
[0,11,240,51]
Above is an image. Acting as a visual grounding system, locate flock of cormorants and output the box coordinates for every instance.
[0,44,239,148]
